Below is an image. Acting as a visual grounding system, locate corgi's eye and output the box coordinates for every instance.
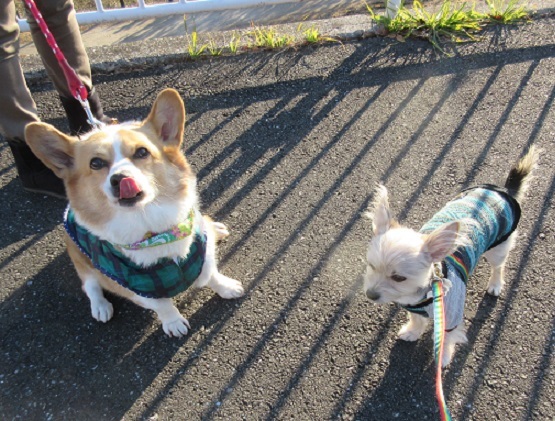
[391,274,407,283]
[368,263,375,271]
[90,157,107,170]
[134,147,150,159]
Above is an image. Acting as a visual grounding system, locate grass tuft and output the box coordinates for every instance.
[367,0,530,53]
[485,0,530,23]
[186,30,207,59]
[183,16,207,59]
[207,38,224,56]
[298,23,321,43]
[247,24,294,49]
[297,22,338,45]
[228,32,242,54]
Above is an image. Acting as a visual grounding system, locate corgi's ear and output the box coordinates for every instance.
[367,184,396,236]
[145,88,185,147]
[423,221,461,262]
[24,122,76,179]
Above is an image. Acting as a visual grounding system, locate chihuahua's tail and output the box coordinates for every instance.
[505,146,539,202]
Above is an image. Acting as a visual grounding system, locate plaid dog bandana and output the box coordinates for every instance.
[64,207,207,299]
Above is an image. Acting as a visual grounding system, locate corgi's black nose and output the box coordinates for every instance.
[366,289,380,301]
[110,173,143,206]
[110,173,126,187]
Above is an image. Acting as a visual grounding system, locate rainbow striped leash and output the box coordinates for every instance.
[431,263,453,421]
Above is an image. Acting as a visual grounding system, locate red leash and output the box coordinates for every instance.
[23,0,103,130]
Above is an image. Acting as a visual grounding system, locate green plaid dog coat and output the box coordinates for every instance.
[402,185,521,330]
[64,207,207,299]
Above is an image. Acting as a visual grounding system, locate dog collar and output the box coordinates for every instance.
[401,262,449,310]
[118,210,195,251]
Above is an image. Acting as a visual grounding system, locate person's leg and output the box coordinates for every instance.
[0,0,39,141]
[0,0,65,198]
[26,0,112,135]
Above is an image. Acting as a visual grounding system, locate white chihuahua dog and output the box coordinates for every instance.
[363,147,538,366]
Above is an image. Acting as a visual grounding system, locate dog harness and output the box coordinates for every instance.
[402,185,521,330]
[64,207,207,299]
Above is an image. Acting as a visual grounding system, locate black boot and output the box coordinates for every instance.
[6,139,66,199]
[59,87,116,136]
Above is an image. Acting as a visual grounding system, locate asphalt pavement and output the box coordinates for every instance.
[2,6,555,421]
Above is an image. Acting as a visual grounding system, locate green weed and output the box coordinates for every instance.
[367,0,485,52]
[183,16,207,59]
[485,0,529,23]
[207,38,224,56]
[298,23,321,43]
[367,0,530,53]
[228,32,241,54]
[410,1,484,46]
[248,25,294,49]
[186,30,207,59]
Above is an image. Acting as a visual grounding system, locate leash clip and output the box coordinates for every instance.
[77,94,104,131]
[432,262,452,296]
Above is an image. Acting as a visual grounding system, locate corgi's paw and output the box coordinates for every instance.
[219,280,244,299]
[91,298,114,323]
[162,316,190,337]
[213,222,230,241]
[398,322,425,342]
[210,273,245,299]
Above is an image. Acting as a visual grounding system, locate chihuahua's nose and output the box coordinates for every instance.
[366,289,380,301]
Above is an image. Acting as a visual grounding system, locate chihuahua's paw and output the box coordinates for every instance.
[441,348,455,368]
[213,222,230,241]
[487,271,504,296]
[442,325,466,367]
[91,298,114,323]
[487,284,502,296]
[162,316,191,337]
[398,323,425,342]
[487,281,503,297]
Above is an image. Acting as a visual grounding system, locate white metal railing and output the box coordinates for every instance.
[18,0,303,32]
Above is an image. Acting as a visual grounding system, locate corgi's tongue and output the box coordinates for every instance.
[119,177,141,199]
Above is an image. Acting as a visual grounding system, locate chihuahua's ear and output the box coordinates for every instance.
[367,184,395,236]
[25,122,76,179]
[423,221,461,262]
[145,88,186,148]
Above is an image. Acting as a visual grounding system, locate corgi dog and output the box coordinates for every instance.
[363,147,538,366]
[25,89,244,337]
